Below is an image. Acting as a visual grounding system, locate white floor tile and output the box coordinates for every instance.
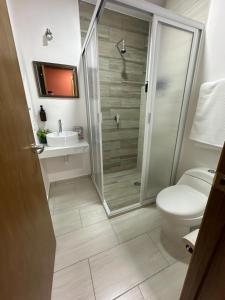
[54,220,118,271]
[116,287,144,300]
[148,227,190,264]
[52,208,82,237]
[90,234,168,300]
[51,260,95,300]
[80,203,108,226]
[139,262,188,300]
[111,205,162,243]
[53,180,100,214]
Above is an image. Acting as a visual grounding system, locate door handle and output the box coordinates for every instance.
[30,144,45,154]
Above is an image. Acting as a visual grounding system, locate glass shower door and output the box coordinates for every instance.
[83,23,104,198]
[142,16,200,201]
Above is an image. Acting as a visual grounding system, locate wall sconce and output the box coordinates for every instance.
[45,28,53,41]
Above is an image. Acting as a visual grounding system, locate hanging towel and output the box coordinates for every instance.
[190,79,225,148]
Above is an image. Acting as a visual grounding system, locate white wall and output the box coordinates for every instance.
[7,0,91,185]
[171,0,225,177]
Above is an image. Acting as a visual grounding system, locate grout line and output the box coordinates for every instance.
[54,230,163,274]
[54,231,149,274]
[112,264,173,300]
[145,227,173,265]
[88,258,97,300]
[54,230,185,299]
[54,217,109,240]
[138,286,145,300]
[108,221,121,244]
[78,208,83,228]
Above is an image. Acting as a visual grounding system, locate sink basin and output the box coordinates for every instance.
[46,131,79,147]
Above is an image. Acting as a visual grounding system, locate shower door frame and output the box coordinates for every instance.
[82,22,105,202]
[140,15,202,205]
[82,0,204,216]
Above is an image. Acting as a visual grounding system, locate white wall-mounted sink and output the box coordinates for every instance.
[46,131,79,147]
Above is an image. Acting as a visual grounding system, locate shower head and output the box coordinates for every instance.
[116,39,127,55]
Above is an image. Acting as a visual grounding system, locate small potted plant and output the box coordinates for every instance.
[37,128,51,144]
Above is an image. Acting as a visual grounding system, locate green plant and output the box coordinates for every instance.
[37,128,51,144]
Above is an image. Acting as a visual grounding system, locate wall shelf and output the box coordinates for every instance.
[39,140,89,159]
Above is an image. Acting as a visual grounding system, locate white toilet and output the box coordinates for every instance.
[156,168,215,241]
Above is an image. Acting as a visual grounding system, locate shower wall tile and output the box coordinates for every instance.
[101,97,140,109]
[79,3,149,173]
[100,9,149,35]
[108,26,148,49]
[102,129,139,142]
[98,40,147,64]
[79,2,95,44]
[102,119,139,130]
[100,69,144,85]
[100,83,142,98]
[99,57,145,76]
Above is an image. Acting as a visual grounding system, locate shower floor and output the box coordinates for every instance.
[104,168,141,211]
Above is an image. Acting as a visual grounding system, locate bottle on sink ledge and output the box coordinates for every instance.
[73,126,84,140]
[39,105,47,122]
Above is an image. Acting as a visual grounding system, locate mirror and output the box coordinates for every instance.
[33,61,79,98]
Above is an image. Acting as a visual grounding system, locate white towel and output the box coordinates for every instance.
[190,79,225,148]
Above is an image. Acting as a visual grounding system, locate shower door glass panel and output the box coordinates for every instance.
[84,25,103,196]
[145,21,194,199]
[97,3,150,212]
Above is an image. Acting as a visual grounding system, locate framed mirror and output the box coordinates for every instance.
[33,61,79,98]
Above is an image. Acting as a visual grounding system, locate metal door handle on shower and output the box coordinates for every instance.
[114,113,120,129]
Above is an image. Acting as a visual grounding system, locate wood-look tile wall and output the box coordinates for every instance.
[79,2,149,173]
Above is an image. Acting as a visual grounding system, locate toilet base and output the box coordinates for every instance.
[160,212,202,244]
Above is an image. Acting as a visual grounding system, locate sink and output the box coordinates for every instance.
[46,131,79,147]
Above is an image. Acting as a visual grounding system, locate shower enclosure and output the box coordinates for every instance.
[81,0,203,216]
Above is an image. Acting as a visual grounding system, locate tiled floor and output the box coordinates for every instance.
[103,168,141,211]
[49,176,189,300]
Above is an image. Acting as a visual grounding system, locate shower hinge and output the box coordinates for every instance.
[145,82,148,93]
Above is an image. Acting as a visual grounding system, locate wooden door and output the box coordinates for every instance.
[180,144,225,299]
[0,1,56,300]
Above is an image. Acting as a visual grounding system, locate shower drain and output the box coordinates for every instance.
[134,181,141,186]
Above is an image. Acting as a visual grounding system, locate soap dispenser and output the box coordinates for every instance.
[40,105,47,122]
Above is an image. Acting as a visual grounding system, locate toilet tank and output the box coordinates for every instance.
[177,168,215,197]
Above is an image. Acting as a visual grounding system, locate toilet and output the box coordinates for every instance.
[156,168,215,242]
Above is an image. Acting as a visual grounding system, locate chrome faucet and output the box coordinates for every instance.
[58,119,62,133]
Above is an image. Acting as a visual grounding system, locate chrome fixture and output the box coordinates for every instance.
[58,119,62,133]
[114,113,120,129]
[45,28,53,41]
[30,144,45,154]
[116,39,126,56]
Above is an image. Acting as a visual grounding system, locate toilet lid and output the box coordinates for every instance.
[156,185,207,218]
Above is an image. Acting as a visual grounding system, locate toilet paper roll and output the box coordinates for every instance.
[182,229,199,254]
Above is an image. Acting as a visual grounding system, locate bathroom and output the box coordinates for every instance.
[1,0,225,299]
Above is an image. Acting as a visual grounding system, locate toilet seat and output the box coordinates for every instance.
[156,185,207,219]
